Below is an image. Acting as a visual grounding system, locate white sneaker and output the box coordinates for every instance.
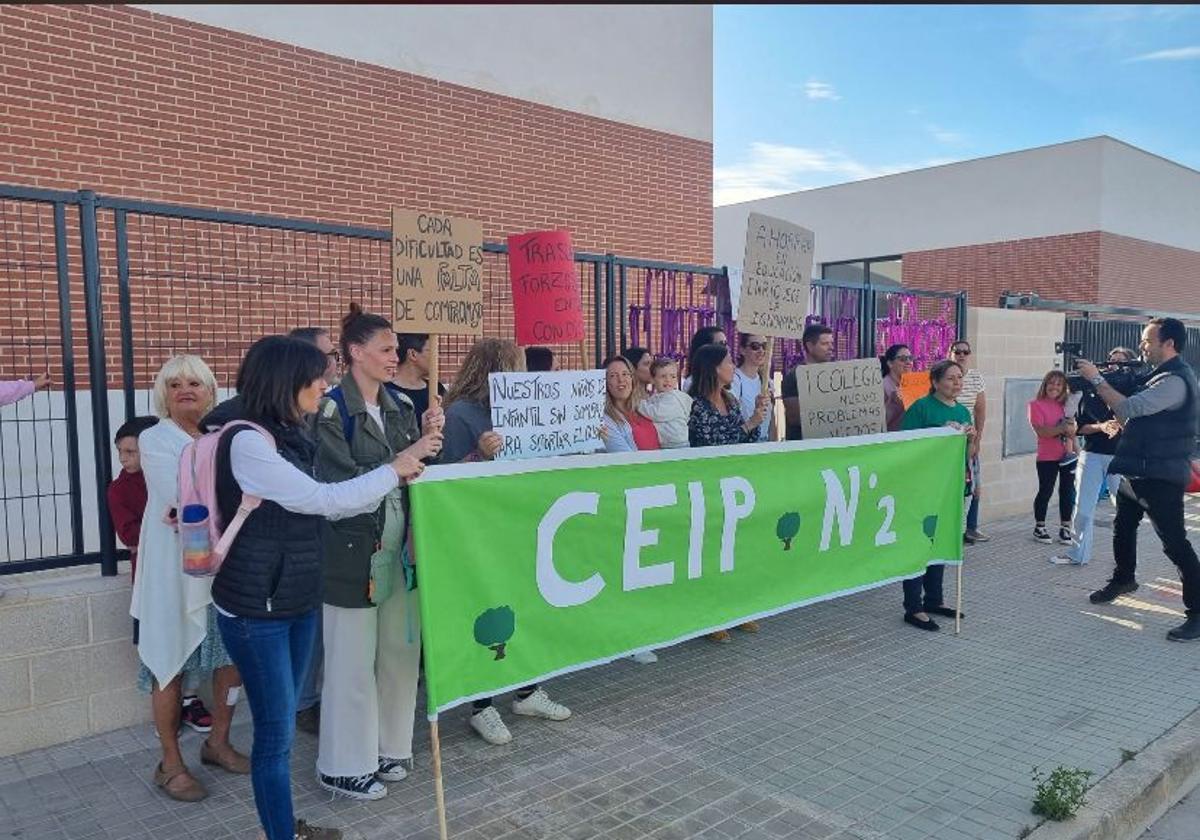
[1049,555,1080,566]
[376,756,408,782]
[469,706,512,745]
[511,688,572,721]
[629,650,658,664]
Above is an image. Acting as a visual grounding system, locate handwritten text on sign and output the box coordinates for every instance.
[796,359,886,439]
[392,209,484,335]
[489,370,606,460]
[508,229,584,345]
[739,212,814,339]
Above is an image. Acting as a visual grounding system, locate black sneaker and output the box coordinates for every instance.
[1167,617,1200,642]
[1089,580,1138,604]
[1058,526,1074,545]
[1033,525,1052,544]
[963,533,976,546]
[318,772,387,801]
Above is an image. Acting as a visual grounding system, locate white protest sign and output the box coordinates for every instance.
[795,359,886,439]
[489,370,606,460]
[739,212,814,338]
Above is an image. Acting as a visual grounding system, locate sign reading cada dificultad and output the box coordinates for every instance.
[795,358,886,439]
[488,370,607,460]
[391,209,484,335]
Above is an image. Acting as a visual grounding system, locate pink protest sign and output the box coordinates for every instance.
[507,229,584,345]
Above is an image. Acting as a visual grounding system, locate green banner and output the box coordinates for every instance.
[411,427,965,716]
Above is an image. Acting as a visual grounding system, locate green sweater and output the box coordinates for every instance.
[901,394,971,431]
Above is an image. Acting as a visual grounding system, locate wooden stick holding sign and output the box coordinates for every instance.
[391,206,485,840]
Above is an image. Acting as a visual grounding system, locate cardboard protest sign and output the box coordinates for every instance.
[410,427,965,715]
[392,209,484,335]
[795,358,886,439]
[488,370,605,460]
[900,371,931,409]
[507,230,584,345]
[739,212,814,338]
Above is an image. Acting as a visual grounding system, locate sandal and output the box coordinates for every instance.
[153,762,208,802]
[200,740,251,775]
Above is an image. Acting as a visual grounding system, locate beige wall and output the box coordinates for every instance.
[0,565,148,756]
[968,306,1067,522]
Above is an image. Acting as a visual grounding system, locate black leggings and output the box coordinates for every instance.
[1034,460,1077,523]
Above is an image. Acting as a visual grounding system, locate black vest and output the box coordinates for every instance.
[1109,356,1199,486]
[211,423,324,618]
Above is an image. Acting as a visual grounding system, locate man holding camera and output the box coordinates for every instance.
[1077,317,1200,641]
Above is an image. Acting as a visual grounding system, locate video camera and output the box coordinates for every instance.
[1057,341,1144,397]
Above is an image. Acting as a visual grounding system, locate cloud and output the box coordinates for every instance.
[803,81,841,101]
[1125,45,1200,62]
[713,142,959,206]
[926,124,965,144]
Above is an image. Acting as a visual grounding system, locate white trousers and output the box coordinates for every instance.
[317,589,421,777]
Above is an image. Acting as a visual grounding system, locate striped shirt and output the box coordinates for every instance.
[957,369,985,422]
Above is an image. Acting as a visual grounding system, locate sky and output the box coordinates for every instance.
[713,4,1200,206]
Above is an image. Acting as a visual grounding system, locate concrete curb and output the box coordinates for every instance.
[1028,705,1200,840]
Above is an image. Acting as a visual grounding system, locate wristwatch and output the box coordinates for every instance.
[1089,374,1105,387]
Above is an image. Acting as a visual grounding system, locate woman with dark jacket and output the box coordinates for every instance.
[207,335,429,840]
[313,305,443,801]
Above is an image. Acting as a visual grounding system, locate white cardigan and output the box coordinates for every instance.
[128,419,213,687]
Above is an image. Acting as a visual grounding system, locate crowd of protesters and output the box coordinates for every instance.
[0,302,1174,840]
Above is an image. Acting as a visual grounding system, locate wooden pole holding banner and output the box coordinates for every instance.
[760,342,776,441]
[955,563,963,636]
[430,719,450,840]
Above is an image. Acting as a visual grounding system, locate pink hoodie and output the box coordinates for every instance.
[0,380,35,407]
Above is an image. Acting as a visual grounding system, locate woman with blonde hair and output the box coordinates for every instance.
[442,338,572,746]
[1027,369,1078,545]
[599,355,661,452]
[129,355,247,802]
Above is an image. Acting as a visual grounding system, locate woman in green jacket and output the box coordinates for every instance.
[313,304,443,801]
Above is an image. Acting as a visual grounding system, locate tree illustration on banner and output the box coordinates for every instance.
[922,515,939,545]
[474,606,515,660]
[776,512,801,550]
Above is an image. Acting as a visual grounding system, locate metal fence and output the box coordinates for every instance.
[623,268,966,375]
[1,182,969,576]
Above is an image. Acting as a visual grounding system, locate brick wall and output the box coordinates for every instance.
[0,4,712,385]
[901,232,1102,309]
[1098,232,1200,312]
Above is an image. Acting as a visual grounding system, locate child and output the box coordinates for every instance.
[106,416,159,582]
[637,358,693,449]
[107,416,214,733]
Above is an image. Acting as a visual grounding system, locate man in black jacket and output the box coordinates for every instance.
[1077,318,1200,641]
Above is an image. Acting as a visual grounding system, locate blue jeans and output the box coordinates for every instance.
[1068,450,1121,564]
[297,617,323,712]
[218,609,318,840]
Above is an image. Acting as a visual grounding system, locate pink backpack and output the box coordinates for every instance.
[177,420,275,577]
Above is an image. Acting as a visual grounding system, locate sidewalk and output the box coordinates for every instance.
[2,498,1198,840]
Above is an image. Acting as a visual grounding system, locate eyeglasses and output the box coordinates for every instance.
[746,342,768,351]
[952,348,971,356]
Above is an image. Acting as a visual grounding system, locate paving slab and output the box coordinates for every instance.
[1,498,1198,840]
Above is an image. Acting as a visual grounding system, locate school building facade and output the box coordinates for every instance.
[714,136,1200,314]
